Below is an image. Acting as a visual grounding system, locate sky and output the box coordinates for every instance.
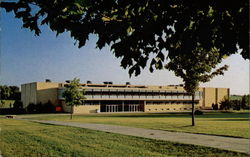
[1,11,249,95]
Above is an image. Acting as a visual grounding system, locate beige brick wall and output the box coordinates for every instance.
[61,101,100,114]
[145,104,198,112]
[22,82,61,108]
[36,82,59,106]
[217,88,229,105]
[74,105,100,114]
[203,88,216,109]
[202,88,229,109]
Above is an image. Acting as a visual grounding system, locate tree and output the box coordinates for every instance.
[1,1,248,61]
[0,85,20,100]
[0,85,11,100]
[165,46,228,125]
[241,95,250,109]
[9,86,19,93]
[9,86,20,100]
[62,78,85,119]
[1,0,248,124]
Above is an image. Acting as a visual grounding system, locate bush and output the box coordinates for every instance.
[220,98,233,110]
[27,103,37,113]
[13,100,23,109]
[219,97,246,110]
[231,100,241,110]
[194,110,203,115]
[241,95,250,109]
[27,101,55,113]
[38,101,55,113]
[212,103,219,110]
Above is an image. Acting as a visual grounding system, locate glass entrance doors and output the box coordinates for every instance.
[106,105,118,112]
[100,101,144,112]
[128,104,140,112]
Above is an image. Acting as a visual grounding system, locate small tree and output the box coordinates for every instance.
[62,78,85,119]
[165,47,228,126]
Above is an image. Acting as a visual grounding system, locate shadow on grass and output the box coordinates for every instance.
[210,118,250,121]
[95,113,191,118]
[25,111,249,120]
[172,125,194,128]
[76,112,250,119]
[33,121,57,126]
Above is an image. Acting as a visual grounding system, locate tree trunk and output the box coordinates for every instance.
[70,105,73,120]
[191,94,195,126]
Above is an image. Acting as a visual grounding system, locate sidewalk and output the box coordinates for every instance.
[25,119,249,154]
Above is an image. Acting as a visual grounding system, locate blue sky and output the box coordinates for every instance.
[1,11,249,95]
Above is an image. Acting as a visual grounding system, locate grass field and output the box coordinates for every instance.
[0,100,15,108]
[230,95,243,100]
[0,119,247,157]
[23,112,250,138]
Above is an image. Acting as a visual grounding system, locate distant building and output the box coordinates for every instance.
[21,81,229,114]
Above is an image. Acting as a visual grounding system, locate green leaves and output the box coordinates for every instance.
[1,0,248,94]
[62,78,85,106]
[165,46,229,94]
[1,1,41,35]
[0,2,16,12]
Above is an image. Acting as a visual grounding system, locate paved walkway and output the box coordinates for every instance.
[25,119,249,154]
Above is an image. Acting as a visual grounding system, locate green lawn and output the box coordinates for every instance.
[230,95,243,100]
[0,119,247,157]
[23,112,250,138]
[0,100,15,108]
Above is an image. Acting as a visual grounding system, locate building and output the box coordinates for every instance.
[21,81,229,114]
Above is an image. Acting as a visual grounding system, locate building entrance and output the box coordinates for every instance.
[128,104,140,112]
[100,101,144,112]
[106,105,119,112]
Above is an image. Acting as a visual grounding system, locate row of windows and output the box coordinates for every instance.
[147,108,192,111]
[84,95,202,100]
[82,101,199,106]
[58,89,203,100]
[84,91,202,96]
[84,93,202,98]
[146,101,199,105]
[84,89,192,93]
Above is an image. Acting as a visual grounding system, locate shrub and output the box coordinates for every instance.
[13,100,23,109]
[220,98,233,110]
[212,103,219,110]
[241,95,250,109]
[27,103,37,113]
[27,101,55,113]
[194,110,203,115]
[42,101,55,113]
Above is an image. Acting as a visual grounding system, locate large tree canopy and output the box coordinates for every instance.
[1,0,249,94]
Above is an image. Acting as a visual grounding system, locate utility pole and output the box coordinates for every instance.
[191,93,195,126]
